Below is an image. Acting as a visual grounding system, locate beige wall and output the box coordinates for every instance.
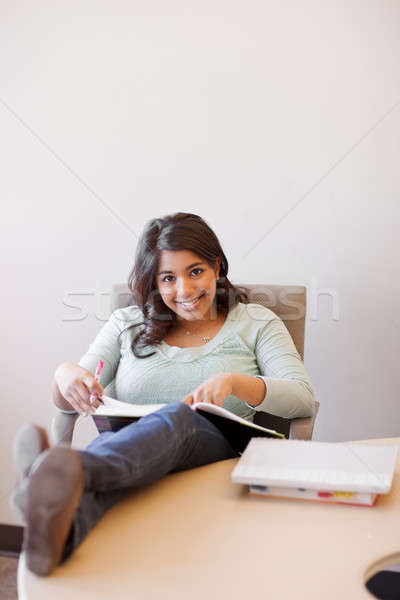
[1,0,400,524]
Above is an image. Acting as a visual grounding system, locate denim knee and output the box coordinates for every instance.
[157,401,195,419]
[154,402,197,435]
[159,401,193,417]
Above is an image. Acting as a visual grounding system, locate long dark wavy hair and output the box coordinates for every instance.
[126,212,248,357]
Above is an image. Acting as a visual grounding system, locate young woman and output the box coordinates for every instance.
[12,212,314,576]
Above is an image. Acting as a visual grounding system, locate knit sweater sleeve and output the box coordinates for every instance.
[252,316,315,419]
[78,307,142,389]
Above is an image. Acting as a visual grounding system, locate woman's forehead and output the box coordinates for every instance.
[157,249,204,271]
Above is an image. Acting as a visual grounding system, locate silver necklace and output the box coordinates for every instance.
[183,328,211,343]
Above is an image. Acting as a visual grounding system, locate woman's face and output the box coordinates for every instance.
[156,249,221,322]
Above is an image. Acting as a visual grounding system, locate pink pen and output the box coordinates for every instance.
[89,360,104,405]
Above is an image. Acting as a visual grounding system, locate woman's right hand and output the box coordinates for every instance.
[54,362,104,416]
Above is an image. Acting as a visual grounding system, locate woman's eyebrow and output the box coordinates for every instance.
[158,262,205,275]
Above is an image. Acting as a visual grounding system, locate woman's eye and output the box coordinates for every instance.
[161,269,203,283]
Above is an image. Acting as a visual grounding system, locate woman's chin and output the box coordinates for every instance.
[177,307,205,321]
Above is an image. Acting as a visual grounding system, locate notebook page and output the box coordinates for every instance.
[95,396,167,417]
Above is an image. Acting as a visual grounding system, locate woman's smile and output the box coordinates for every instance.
[176,292,206,310]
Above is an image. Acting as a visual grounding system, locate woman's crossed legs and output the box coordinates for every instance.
[16,402,238,575]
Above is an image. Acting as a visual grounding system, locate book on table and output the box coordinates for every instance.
[231,438,398,507]
[92,396,285,454]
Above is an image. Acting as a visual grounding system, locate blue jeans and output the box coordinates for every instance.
[63,402,239,559]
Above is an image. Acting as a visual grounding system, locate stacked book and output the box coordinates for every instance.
[231,438,398,507]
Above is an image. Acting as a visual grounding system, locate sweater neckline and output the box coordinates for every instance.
[156,302,243,362]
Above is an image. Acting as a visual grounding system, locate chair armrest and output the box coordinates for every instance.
[289,401,320,440]
[253,401,319,440]
[50,411,78,446]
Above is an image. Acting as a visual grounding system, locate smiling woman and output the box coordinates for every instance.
[157,250,219,320]
[126,212,247,356]
[157,249,225,346]
[11,212,315,577]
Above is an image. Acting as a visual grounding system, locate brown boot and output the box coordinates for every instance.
[10,424,50,520]
[23,446,84,576]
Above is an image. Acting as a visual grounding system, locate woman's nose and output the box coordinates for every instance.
[176,277,195,299]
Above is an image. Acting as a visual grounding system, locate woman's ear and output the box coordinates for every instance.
[215,257,221,279]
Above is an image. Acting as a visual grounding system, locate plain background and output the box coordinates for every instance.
[1,0,399,524]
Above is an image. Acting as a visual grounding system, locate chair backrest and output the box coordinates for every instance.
[237,285,306,359]
[111,283,306,359]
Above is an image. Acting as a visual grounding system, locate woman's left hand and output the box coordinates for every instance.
[183,373,234,407]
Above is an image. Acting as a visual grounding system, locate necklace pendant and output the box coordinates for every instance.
[184,329,211,343]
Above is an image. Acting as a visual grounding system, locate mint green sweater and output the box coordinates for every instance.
[78,302,314,422]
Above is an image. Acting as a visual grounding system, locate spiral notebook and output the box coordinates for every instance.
[231,438,398,506]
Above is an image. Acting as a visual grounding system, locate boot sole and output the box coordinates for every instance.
[23,447,84,576]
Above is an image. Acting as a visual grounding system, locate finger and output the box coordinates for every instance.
[191,390,200,404]
[183,396,194,406]
[68,391,89,416]
[195,390,208,404]
[213,393,223,407]
[74,383,96,414]
[202,389,212,404]
[76,381,102,411]
[75,381,92,403]
[87,380,104,409]
[90,397,103,409]
[72,386,97,415]
[63,391,82,414]
[92,381,104,397]
[82,375,103,397]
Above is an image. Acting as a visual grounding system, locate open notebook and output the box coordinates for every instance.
[92,396,285,454]
[231,438,398,506]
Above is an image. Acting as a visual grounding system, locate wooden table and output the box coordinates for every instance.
[18,438,400,599]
